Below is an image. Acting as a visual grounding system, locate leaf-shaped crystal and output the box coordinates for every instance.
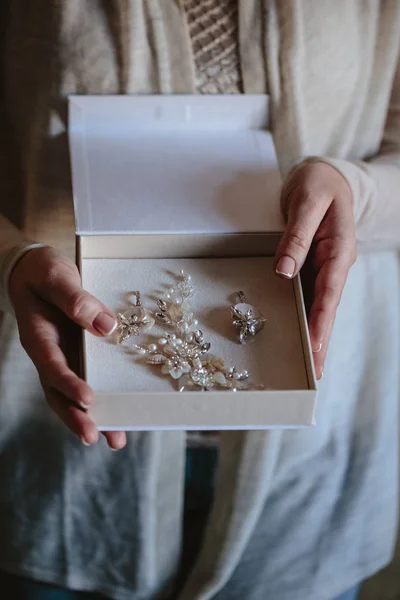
[157,299,168,311]
[194,330,204,344]
[155,312,171,324]
[147,354,167,365]
[231,306,243,320]
[213,372,227,386]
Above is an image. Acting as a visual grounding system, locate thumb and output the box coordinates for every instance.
[40,263,118,337]
[275,192,331,279]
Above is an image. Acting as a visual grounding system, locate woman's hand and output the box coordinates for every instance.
[275,161,357,379]
[9,246,126,450]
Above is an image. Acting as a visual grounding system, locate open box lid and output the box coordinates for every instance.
[68,95,283,236]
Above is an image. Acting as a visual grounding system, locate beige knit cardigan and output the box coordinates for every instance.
[0,3,400,599]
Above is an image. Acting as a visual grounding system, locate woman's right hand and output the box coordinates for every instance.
[9,246,126,450]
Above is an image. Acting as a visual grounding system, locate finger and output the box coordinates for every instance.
[45,386,99,446]
[22,310,126,449]
[312,317,335,380]
[102,431,127,450]
[275,192,331,279]
[37,263,117,337]
[308,255,349,352]
[20,309,94,410]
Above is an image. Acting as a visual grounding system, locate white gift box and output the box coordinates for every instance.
[69,95,317,431]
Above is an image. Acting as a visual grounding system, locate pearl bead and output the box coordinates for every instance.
[158,338,167,345]
[193,319,199,327]
[149,344,157,352]
[181,322,189,333]
[139,348,147,356]
[174,338,183,346]
[170,290,183,305]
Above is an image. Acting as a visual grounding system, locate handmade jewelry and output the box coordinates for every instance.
[116,291,155,344]
[231,291,266,344]
[116,273,264,392]
[134,330,210,379]
[134,332,264,392]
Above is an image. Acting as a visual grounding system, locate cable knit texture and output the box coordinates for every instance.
[183,0,242,94]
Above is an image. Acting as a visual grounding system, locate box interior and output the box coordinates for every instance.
[80,234,313,395]
[69,95,283,236]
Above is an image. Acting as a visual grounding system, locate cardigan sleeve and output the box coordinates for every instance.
[0,214,45,314]
[321,52,400,249]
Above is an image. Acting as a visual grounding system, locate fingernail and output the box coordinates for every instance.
[81,437,91,447]
[93,312,118,336]
[318,370,324,381]
[276,256,296,278]
[80,402,90,410]
[313,341,323,353]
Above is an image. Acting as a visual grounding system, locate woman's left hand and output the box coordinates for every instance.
[274,160,357,379]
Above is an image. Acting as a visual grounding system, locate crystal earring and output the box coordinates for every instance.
[116,291,155,344]
[231,291,266,344]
